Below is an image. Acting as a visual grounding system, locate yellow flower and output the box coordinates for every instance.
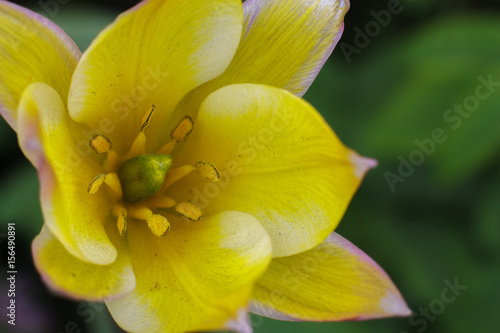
[0,0,410,332]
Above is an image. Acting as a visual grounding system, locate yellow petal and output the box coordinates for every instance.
[170,84,374,257]
[251,232,411,321]
[32,225,135,301]
[68,0,243,153]
[106,211,272,333]
[176,0,349,116]
[17,83,117,265]
[0,1,80,130]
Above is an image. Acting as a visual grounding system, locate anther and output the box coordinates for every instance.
[175,202,203,221]
[141,105,155,131]
[117,211,127,236]
[128,206,170,237]
[195,161,220,182]
[146,214,171,237]
[171,116,193,142]
[89,135,112,154]
[87,174,106,194]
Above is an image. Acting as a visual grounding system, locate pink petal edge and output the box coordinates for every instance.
[327,233,412,320]
[250,232,411,322]
[0,0,81,130]
[349,150,378,179]
[242,0,350,97]
[225,308,253,333]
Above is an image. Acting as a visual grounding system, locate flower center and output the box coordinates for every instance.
[86,106,220,238]
[118,154,172,203]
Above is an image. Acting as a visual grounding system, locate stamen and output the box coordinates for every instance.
[89,135,112,154]
[123,132,147,160]
[147,196,177,209]
[156,140,176,155]
[87,174,106,194]
[141,105,155,132]
[104,173,123,198]
[175,202,203,221]
[147,214,171,237]
[171,116,193,142]
[195,161,220,182]
[105,150,121,172]
[128,206,154,221]
[161,165,195,190]
[127,206,170,237]
[117,211,127,236]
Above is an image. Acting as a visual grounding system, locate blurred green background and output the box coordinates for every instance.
[1,0,499,332]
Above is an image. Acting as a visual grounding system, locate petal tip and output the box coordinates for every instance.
[380,291,412,318]
[225,308,253,333]
[349,151,378,179]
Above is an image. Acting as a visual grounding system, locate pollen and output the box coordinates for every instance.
[117,211,127,236]
[141,105,155,131]
[128,206,170,237]
[89,135,112,154]
[147,214,171,237]
[195,161,220,182]
[175,202,203,221]
[87,174,106,194]
[171,116,194,142]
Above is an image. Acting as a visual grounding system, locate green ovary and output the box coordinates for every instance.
[118,154,172,203]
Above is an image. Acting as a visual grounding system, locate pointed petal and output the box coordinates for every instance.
[17,83,117,265]
[225,308,253,333]
[236,0,349,95]
[68,0,243,152]
[170,84,373,257]
[106,211,272,333]
[250,232,411,321]
[0,0,80,130]
[177,0,349,116]
[32,225,135,301]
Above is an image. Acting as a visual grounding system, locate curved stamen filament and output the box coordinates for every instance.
[147,196,177,209]
[161,165,196,190]
[105,150,121,172]
[104,173,123,198]
[123,132,147,160]
[156,140,176,155]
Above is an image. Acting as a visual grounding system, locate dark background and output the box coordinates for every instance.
[1,0,500,332]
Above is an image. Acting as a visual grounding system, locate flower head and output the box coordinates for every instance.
[0,0,410,332]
